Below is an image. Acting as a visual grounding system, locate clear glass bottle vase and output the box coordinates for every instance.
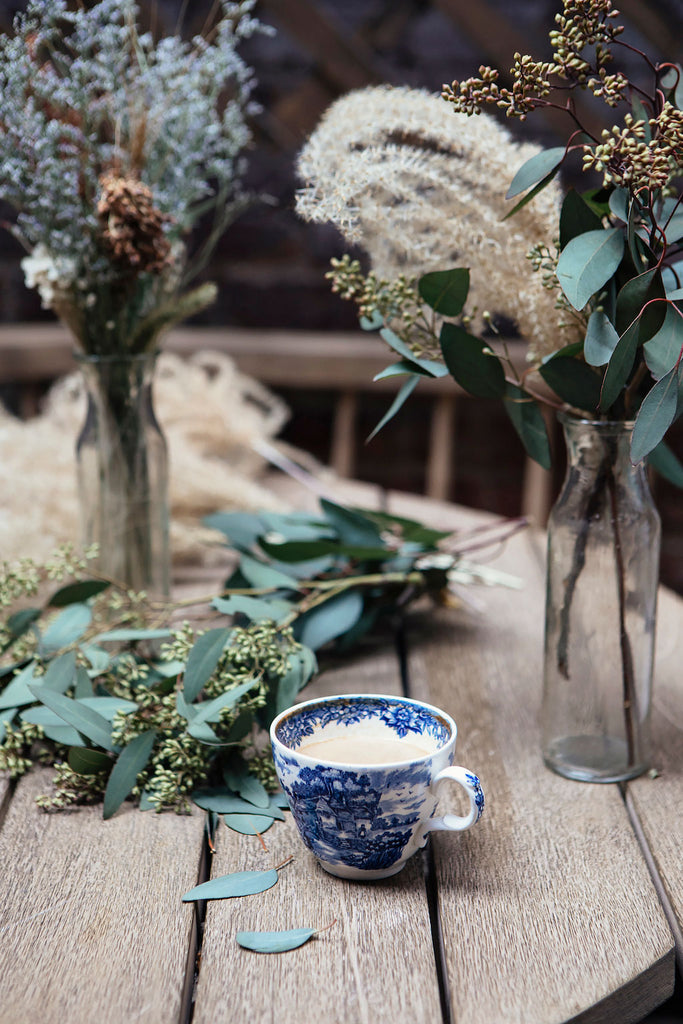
[541,413,660,782]
[76,352,170,599]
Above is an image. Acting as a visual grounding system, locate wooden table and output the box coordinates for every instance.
[0,481,681,1024]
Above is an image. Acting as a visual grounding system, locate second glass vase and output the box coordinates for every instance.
[541,413,660,783]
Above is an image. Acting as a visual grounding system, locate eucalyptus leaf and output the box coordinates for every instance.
[238,553,300,592]
[367,376,420,441]
[236,927,317,953]
[599,319,641,411]
[608,188,630,223]
[507,147,565,199]
[538,357,602,413]
[42,650,77,693]
[191,788,282,815]
[378,326,448,377]
[295,589,364,651]
[212,595,293,624]
[0,660,39,710]
[440,323,505,398]
[47,580,110,607]
[29,686,114,751]
[6,607,40,640]
[418,267,470,316]
[373,360,435,381]
[631,366,680,464]
[74,666,94,698]
[40,723,86,746]
[39,603,92,656]
[320,500,383,547]
[615,268,666,338]
[584,310,620,367]
[224,813,278,835]
[80,645,111,674]
[103,729,157,819]
[647,440,683,488]
[232,774,270,809]
[68,747,112,776]
[191,679,259,726]
[78,697,138,720]
[502,169,559,219]
[183,626,232,703]
[182,868,279,903]
[503,383,551,469]
[359,309,384,330]
[187,719,221,743]
[556,228,624,310]
[203,511,266,550]
[643,304,683,380]
[559,188,603,249]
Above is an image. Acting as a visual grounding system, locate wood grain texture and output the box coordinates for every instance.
[0,769,205,1024]
[192,640,444,1024]
[626,584,683,971]
[397,501,675,1024]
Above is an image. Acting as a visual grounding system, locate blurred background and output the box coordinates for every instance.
[1,0,683,588]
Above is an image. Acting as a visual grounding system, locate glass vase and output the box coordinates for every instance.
[76,352,170,599]
[541,413,660,783]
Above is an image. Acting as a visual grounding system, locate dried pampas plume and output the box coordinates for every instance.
[296,85,580,358]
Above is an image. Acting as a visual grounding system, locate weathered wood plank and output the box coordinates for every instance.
[0,769,205,1024]
[398,502,675,1024]
[626,584,683,972]
[192,640,445,1024]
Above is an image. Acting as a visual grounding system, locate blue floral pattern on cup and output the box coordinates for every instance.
[276,695,451,751]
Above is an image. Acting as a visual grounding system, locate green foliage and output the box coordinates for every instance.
[330,2,683,473]
[1,501,518,819]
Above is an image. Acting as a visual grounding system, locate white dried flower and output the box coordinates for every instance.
[21,244,77,310]
[296,85,582,361]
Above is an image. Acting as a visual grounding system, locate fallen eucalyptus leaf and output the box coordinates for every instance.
[182,868,279,903]
[236,927,317,953]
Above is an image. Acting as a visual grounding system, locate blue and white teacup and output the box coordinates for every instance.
[270,693,484,881]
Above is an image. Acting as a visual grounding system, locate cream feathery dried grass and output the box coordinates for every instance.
[296,84,581,359]
[0,352,291,568]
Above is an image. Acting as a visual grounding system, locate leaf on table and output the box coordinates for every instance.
[47,580,110,607]
[183,626,232,703]
[38,603,92,656]
[236,927,318,953]
[182,868,279,902]
[28,686,114,751]
[68,746,112,776]
[223,812,279,835]
[295,589,364,651]
[103,729,157,819]
[0,660,39,710]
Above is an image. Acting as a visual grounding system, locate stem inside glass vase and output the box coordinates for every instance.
[76,352,170,600]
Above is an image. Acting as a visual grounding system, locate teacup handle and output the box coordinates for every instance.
[427,766,484,833]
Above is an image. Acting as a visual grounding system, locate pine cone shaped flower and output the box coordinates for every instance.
[97,174,173,275]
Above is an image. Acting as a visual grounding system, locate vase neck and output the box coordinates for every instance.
[559,415,638,478]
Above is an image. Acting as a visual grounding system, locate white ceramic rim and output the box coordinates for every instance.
[270,692,457,769]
